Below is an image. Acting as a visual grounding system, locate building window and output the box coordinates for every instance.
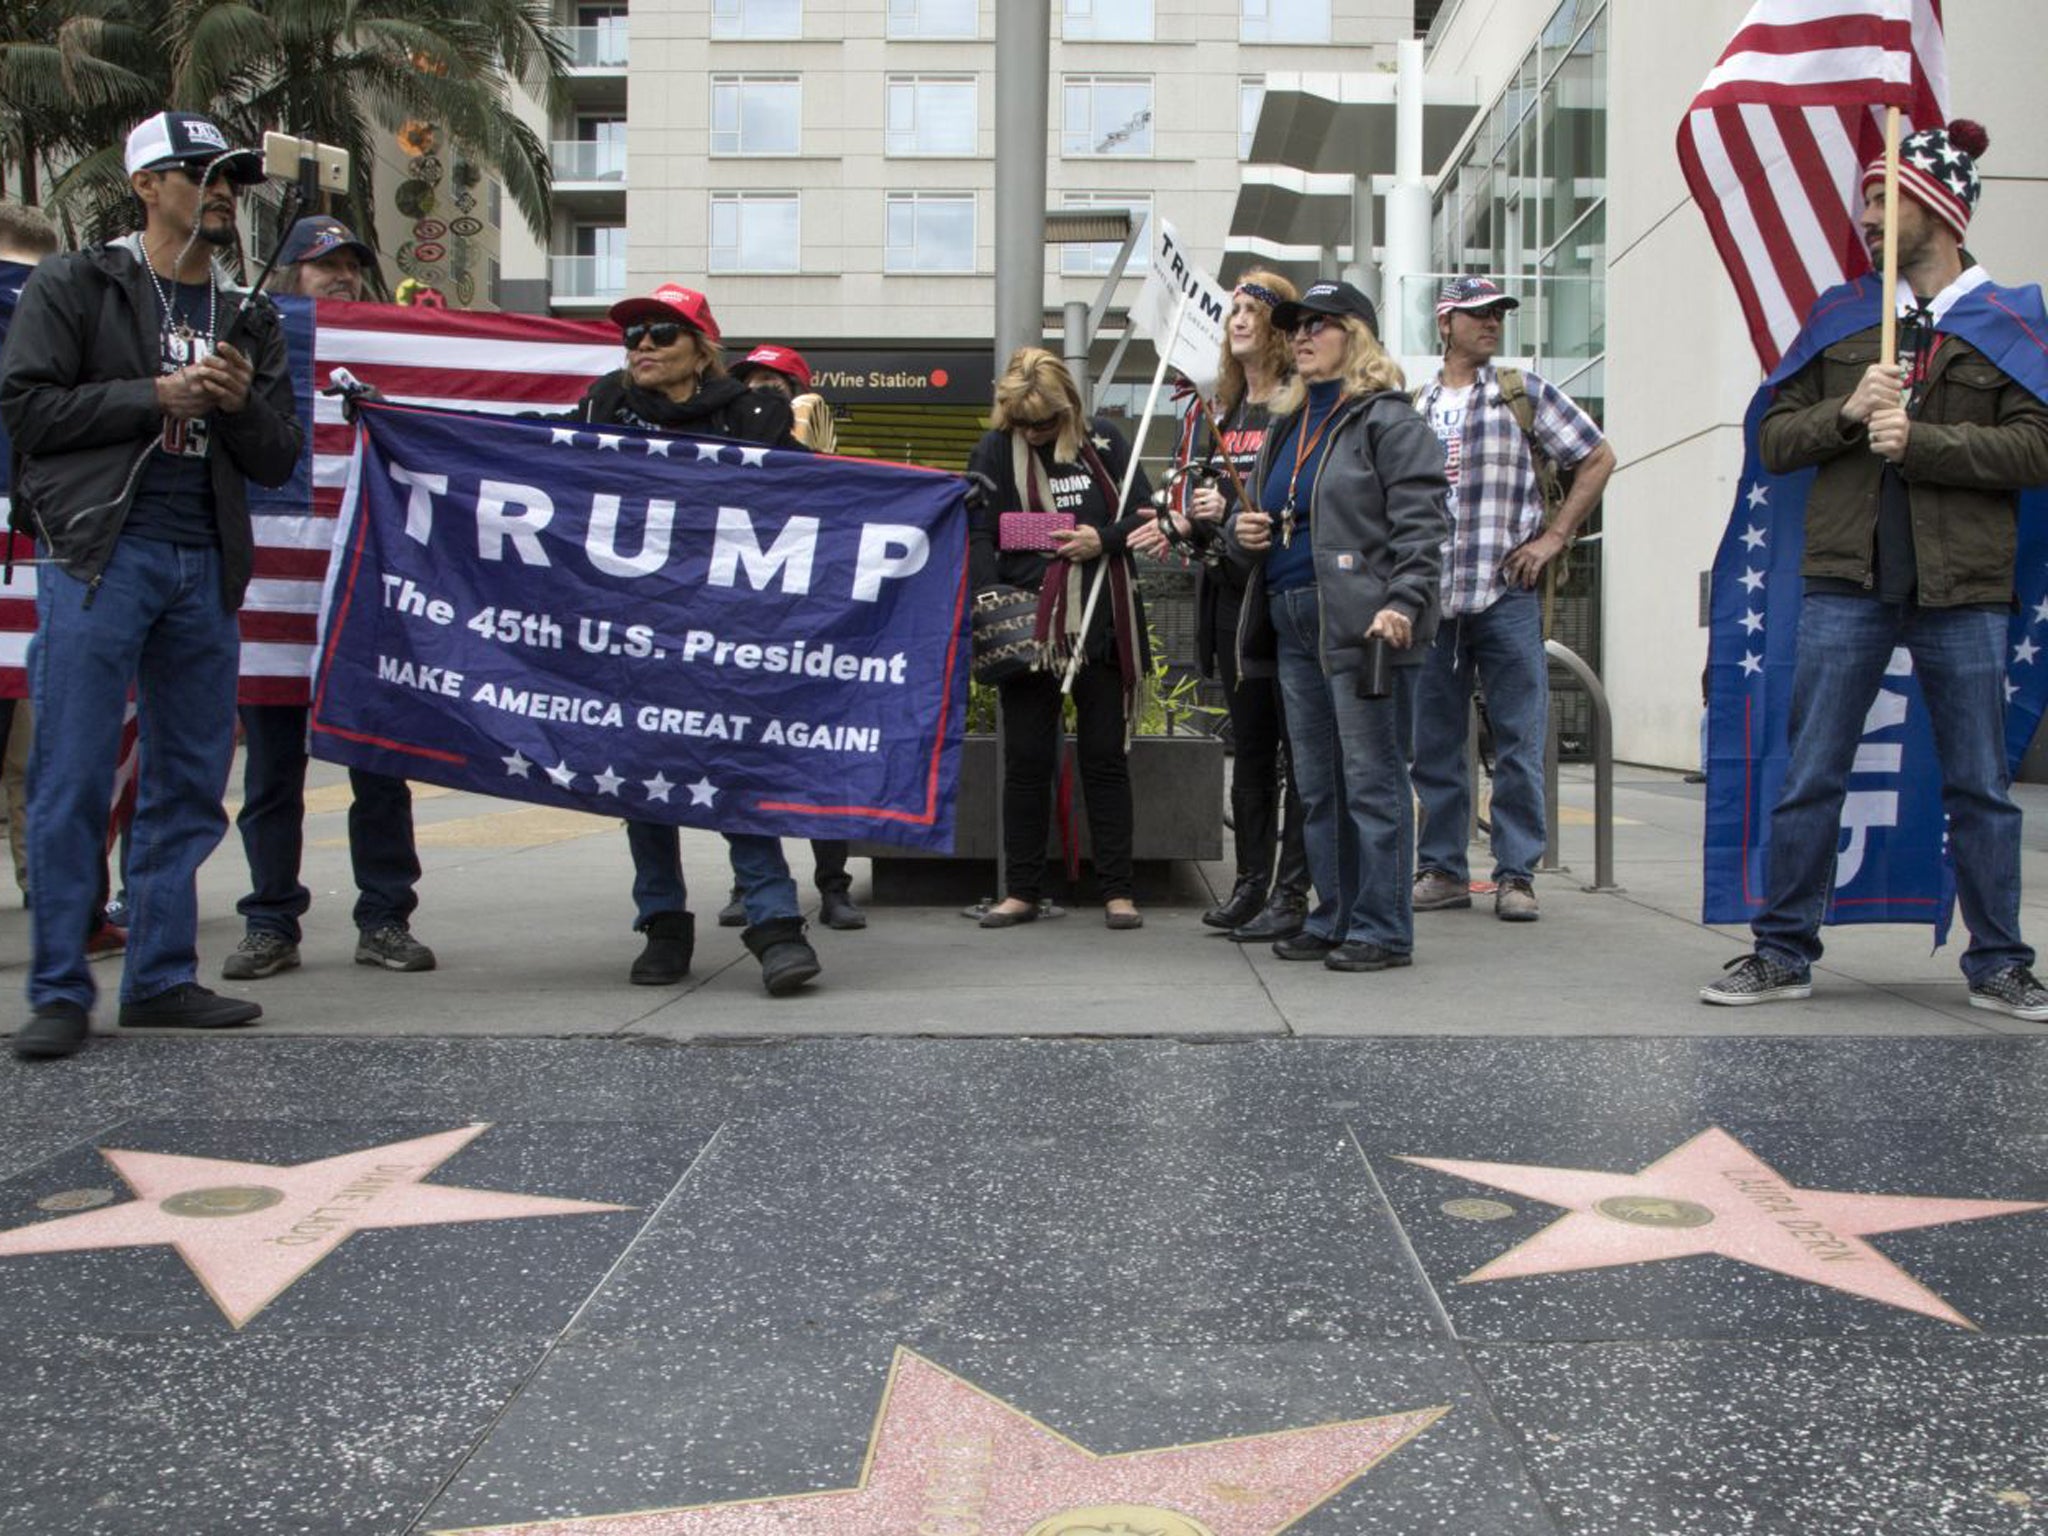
[558,224,626,300]
[886,0,976,39]
[710,76,802,156]
[1239,77,1264,159]
[1064,0,1153,42]
[711,0,800,40]
[558,116,625,181]
[709,192,800,273]
[886,193,976,273]
[1240,0,1329,44]
[1062,76,1152,157]
[1058,193,1149,276]
[886,76,977,156]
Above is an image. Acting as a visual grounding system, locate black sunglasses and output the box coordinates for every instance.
[1289,314,1340,339]
[624,321,688,350]
[1013,413,1064,432]
[159,162,234,188]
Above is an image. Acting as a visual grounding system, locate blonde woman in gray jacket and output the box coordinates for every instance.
[1229,282,1449,973]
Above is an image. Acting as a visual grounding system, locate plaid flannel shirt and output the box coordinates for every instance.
[1416,364,1605,617]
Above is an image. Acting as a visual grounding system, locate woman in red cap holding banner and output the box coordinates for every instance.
[556,284,822,997]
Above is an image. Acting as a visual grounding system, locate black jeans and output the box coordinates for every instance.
[236,703,420,940]
[811,839,851,894]
[1213,588,1306,894]
[998,662,1133,903]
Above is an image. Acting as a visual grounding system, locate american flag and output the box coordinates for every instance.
[1676,0,1948,371]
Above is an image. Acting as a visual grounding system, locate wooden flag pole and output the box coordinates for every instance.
[1880,105,1903,367]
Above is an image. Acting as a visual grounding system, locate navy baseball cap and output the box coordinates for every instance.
[1271,280,1380,339]
[123,111,265,185]
[277,217,375,267]
[1436,275,1520,316]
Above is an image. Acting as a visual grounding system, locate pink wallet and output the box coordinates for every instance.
[997,511,1076,552]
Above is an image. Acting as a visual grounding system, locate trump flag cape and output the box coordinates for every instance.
[1703,271,2048,937]
[311,401,971,850]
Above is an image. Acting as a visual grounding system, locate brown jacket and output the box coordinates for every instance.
[1759,324,2048,606]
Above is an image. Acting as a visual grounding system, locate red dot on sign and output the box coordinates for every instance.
[931,369,949,388]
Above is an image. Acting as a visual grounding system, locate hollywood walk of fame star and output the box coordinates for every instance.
[436,1348,1444,1535]
[1399,1126,2046,1328]
[0,1125,627,1329]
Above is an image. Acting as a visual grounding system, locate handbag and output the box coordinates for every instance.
[969,585,1043,686]
[996,510,1075,552]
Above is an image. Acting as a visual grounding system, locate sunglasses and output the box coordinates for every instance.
[623,321,688,350]
[1289,314,1340,339]
[159,163,235,188]
[1013,413,1064,432]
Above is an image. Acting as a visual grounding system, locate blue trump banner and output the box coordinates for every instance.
[1704,273,2048,937]
[311,403,971,850]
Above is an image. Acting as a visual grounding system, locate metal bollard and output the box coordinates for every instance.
[1543,639,1622,893]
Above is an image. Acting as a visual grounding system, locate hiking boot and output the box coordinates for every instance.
[630,911,695,986]
[85,922,128,961]
[1495,878,1540,922]
[1969,964,2048,1022]
[1232,888,1308,943]
[1202,875,1268,931]
[355,923,437,972]
[1413,870,1473,911]
[742,916,821,997]
[13,1001,88,1061]
[1271,931,1339,961]
[222,930,301,981]
[717,885,746,928]
[1700,954,1812,1007]
[1325,941,1413,972]
[819,889,868,931]
[118,984,262,1031]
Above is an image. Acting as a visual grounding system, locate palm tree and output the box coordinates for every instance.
[0,0,160,211]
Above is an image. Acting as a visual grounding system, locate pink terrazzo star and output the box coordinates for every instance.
[0,1123,627,1327]
[440,1348,1445,1535]
[1401,1126,2047,1328]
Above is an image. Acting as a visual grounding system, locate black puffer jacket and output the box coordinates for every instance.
[565,370,795,445]
[0,235,301,607]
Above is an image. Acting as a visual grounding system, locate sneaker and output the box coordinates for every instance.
[84,922,127,961]
[1412,870,1473,911]
[1700,954,1812,1007]
[1968,964,2048,1022]
[13,1001,89,1061]
[1495,878,1540,923]
[355,923,437,972]
[118,983,262,1031]
[222,930,301,981]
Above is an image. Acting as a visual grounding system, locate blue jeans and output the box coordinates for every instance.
[28,540,239,1009]
[1271,586,1418,953]
[236,703,420,940]
[1753,594,2031,984]
[624,823,798,929]
[1412,588,1548,884]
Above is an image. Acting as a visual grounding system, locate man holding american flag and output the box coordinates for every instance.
[1701,117,2048,1014]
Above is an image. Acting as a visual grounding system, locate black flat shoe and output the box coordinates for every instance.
[1233,892,1309,943]
[1271,931,1339,961]
[979,904,1039,929]
[1324,941,1413,972]
[1201,876,1266,930]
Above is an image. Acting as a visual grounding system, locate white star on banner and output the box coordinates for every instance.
[2006,680,2020,703]
[687,776,719,807]
[1741,610,1765,635]
[645,439,671,457]
[2032,597,2048,625]
[2016,638,2040,666]
[643,772,674,803]
[1740,568,1766,593]
[1741,652,1764,677]
[550,429,579,446]
[502,751,532,778]
[1746,484,1769,510]
[1742,525,1767,551]
[1091,433,1112,452]
[595,434,623,452]
[694,444,723,462]
[547,761,576,789]
[593,766,625,796]
[735,446,769,467]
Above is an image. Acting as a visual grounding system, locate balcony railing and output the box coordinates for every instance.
[551,139,627,182]
[551,254,626,301]
[560,22,629,68]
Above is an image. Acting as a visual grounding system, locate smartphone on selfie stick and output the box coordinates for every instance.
[219,132,351,352]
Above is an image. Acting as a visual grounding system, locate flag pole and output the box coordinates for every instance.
[1060,285,1193,694]
[1880,105,1902,367]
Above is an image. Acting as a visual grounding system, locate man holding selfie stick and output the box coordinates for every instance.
[0,111,302,1059]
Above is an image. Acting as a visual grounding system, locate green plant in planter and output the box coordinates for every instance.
[964,625,1223,737]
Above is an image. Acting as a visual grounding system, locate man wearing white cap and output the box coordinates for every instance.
[1410,275,1613,924]
[1,111,302,1058]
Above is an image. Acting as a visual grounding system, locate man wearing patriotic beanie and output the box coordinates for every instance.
[1703,120,2048,1016]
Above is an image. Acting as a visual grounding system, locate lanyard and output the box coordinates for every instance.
[1282,394,1344,515]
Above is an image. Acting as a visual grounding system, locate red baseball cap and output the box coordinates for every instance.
[738,344,813,393]
[608,284,721,343]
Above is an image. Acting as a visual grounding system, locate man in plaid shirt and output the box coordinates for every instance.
[1410,276,1615,921]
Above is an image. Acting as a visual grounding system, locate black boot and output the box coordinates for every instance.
[819,888,867,930]
[716,884,746,928]
[742,916,821,997]
[630,911,695,985]
[1202,874,1267,930]
[1232,885,1308,943]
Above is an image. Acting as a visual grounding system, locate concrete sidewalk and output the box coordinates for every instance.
[5,759,2045,1041]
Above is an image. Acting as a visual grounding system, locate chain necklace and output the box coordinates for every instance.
[140,238,217,347]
